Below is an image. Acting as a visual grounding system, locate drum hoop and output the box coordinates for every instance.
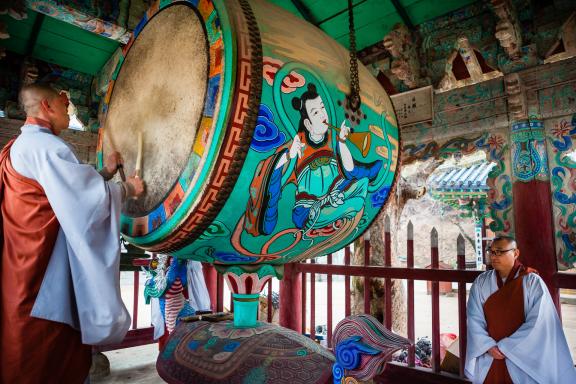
[97,0,232,244]
[132,0,263,252]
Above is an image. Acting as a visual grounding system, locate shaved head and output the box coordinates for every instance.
[19,83,59,116]
[19,83,70,134]
[491,235,517,249]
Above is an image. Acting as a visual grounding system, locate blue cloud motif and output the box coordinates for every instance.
[335,336,380,370]
[250,104,286,152]
[332,363,344,383]
[214,252,259,263]
[371,186,391,208]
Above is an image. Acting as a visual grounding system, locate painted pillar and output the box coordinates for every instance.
[510,119,559,307]
[279,262,302,333]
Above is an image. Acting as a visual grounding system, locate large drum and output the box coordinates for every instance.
[98,0,399,264]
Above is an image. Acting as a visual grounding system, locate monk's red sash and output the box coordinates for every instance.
[1,139,91,383]
[482,262,536,384]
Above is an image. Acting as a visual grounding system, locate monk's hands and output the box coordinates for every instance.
[126,174,145,199]
[289,135,305,159]
[104,151,123,176]
[488,346,506,360]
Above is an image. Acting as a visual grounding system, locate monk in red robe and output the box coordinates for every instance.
[1,84,144,383]
[465,235,576,384]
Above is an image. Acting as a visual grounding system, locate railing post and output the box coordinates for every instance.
[384,215,392,330]
[267,280,273,323]
[431,228,441,373]
[457,234,467,377]
[345,246,351,317]
[279,262,302,333]
[364,233,371,315]
[132,270,139,329]
[302,267,307,335]
[216,272,224,313]
[310,261,316,341]
[407,221,415,367]
[327,253,333,348]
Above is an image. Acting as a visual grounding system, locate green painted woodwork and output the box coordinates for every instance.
[403,0,477,25]
[268,0,478,50]
[0,11,37,55]
[3,1,479,76]
[1,9,119,75]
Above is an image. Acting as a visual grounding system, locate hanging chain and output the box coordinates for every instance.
[348,0,361,111]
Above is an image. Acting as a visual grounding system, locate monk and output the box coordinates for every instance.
[465,235,576,384]
[0,83,145,383]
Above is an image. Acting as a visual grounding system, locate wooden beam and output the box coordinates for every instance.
[26,13,45,56]
[93,327,156,352]
[390,0,415,30]
[290,0,317,25]
[556,272,576,289]
[315,0,369,26]
[295,264,483,282]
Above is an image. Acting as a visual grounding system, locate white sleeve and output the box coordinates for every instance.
[29,139,130,344]
[465,277,497,381]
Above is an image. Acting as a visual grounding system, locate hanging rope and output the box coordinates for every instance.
[348,0,361,111]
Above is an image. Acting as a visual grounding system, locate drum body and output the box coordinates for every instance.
[98,0,399,264]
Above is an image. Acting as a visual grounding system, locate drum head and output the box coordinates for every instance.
[103,4,208,215]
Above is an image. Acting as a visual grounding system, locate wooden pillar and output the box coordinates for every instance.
[510,119,559,308]
[279,262,302,333]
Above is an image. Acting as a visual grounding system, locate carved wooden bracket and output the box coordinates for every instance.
[491,0,523,60]
[382,24,422,89]
[504,73,527,120]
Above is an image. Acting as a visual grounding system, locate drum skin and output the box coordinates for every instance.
[97,0,400,265]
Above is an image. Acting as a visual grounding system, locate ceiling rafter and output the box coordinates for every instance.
[315,0,369,26]
[389,0,415,30]
[25,13,44,56]
[289,0,318,25]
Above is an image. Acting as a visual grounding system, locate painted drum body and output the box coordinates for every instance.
[98,0,399,265]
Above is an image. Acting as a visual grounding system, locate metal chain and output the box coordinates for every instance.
[348,0,361,111]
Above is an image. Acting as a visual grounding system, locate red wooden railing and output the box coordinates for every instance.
[96,219,576,384]
[270,218,576,383]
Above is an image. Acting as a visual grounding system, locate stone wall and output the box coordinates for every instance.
[0,118,98,165]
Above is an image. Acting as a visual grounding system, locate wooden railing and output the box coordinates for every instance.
[96,223,575,384]
[272,220,576,383]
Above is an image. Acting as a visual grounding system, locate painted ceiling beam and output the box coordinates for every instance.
[390,0,415,30]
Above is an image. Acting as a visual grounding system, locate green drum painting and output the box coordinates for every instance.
[97,0,399,266]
